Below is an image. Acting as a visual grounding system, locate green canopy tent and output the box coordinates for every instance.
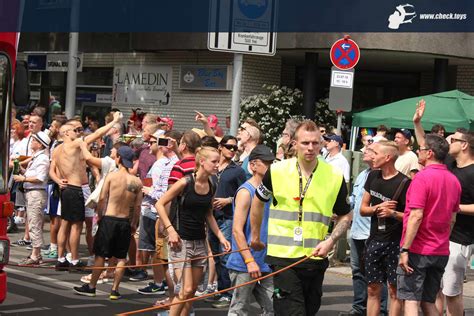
[350,90,474,149]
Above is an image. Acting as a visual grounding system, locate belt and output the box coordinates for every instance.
[24,188,46,191]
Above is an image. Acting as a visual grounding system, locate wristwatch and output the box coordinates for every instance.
[391,211,397,219]
[400,247,409,253]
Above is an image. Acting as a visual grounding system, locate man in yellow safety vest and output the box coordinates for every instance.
[250,120,352,315]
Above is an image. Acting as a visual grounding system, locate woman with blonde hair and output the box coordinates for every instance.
[155,146,231,316]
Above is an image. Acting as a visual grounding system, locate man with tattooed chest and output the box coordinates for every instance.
[74,146,143,300]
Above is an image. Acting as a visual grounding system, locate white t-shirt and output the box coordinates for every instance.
[325,152,351,183]
[395,150,419,178]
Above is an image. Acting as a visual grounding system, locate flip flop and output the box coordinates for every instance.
[80,271,110,284]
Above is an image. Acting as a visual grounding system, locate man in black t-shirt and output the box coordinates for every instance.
[437,129,474,316]
[360,141,410,316]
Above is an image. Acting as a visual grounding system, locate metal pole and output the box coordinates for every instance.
[65,0,80,119]
[336,111,343,135]
[65,32,79,119]
[230,53,243,136]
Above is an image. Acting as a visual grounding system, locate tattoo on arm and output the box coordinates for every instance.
[330,218,351,242]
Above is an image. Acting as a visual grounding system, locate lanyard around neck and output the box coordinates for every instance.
[296,161,318,223]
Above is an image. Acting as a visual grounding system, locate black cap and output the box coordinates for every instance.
[323,133,344,147]
[397,128,412,140]
[249,145,275,162]
[117,146,135,168]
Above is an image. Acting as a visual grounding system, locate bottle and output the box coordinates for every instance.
[13,158,20,175]
[378,217,386,232]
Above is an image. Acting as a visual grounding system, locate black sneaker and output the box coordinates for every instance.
[55,260,71,271]
[137,282,166,295]
[73,284,96,297]
[109,290,122,300]
[129,270,148,282]
[70,260,87,273]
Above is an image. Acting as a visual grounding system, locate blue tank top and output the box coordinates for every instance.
[226,181,271,273]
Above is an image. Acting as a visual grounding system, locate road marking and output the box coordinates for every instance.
[63,304,107,308]
[0,307,50,314]
[5,267,108,296]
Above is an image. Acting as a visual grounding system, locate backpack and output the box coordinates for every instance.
[169,174,217,231]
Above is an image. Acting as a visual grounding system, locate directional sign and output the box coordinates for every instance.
[208,0,278,56]
[329,67,355,111]
[330,38,360,70]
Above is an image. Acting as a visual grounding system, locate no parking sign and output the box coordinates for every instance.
[330,38,360,70]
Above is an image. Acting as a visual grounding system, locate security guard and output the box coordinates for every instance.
[251,120,351,315]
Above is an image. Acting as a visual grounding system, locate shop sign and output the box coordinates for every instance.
[179,65,232,90]
[112,65,172,106]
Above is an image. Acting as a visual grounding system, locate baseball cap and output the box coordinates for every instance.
[32,131,51,148]
[207,114,218,129]
[249,145,275,162]
[323,134,344,147]
[397,128,412,140]
[117,146,135,168]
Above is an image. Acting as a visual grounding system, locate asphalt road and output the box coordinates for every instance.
[2,223,474,315]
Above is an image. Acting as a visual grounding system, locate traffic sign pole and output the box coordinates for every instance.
[230,53,243,136]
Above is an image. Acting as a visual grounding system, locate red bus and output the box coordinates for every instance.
[0,32,30,303]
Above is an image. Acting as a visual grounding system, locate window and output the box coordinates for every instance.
[0,54,11,194]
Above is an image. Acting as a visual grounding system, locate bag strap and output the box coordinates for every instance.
[392,177,409,202]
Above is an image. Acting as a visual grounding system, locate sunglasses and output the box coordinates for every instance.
[450,138,466,144]
[73,127,84,133]
[319,129,326,133]
[367,139,374,144]
[418,147,430,151]
[222,144,238,151]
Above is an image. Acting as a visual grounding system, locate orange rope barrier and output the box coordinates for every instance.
[116,256,312,316]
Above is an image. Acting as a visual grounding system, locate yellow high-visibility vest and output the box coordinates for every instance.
[267,157,343,260]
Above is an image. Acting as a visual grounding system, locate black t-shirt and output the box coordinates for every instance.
[256,163,350,269]
[449,163,474,245]
[364,170,410,242]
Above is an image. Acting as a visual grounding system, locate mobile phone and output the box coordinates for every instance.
[158,138,169,146]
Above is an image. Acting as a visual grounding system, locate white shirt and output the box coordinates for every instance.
[325,151,351,183]
[12,135,33,158]
[23,150,50,190]
[395,150,419,178]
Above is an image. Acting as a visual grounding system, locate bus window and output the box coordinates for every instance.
[0,54,11,194]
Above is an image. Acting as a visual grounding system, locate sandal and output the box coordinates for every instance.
[19,256,42,265]
[154,298,171,309]
[80,271,111,284]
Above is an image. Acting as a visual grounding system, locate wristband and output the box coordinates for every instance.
[164,224,173,231]
[244,258,255,264]
[400,247,409,253]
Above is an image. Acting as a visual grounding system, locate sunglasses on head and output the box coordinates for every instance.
[222,144,238,151]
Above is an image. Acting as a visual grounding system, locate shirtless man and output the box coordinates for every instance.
[73,146,143,300]
[63,112,123,264]
[50,112,122,270]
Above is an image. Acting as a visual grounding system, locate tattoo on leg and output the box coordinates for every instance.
[330,219,351,242]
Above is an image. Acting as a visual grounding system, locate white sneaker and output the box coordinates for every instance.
[66,252,72,263]
[14,216,25,225]
[195,284,217,296]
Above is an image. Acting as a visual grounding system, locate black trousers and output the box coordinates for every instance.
[273,259,329,316]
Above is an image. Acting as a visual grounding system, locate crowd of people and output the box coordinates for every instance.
[6,99,474,316]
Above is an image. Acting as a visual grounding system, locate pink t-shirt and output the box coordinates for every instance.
[401,164,461,256]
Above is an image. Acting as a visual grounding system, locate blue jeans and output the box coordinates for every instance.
[209,218,232,297]
[350,238,388,315]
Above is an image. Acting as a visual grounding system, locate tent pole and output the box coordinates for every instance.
[350,126,358,151]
